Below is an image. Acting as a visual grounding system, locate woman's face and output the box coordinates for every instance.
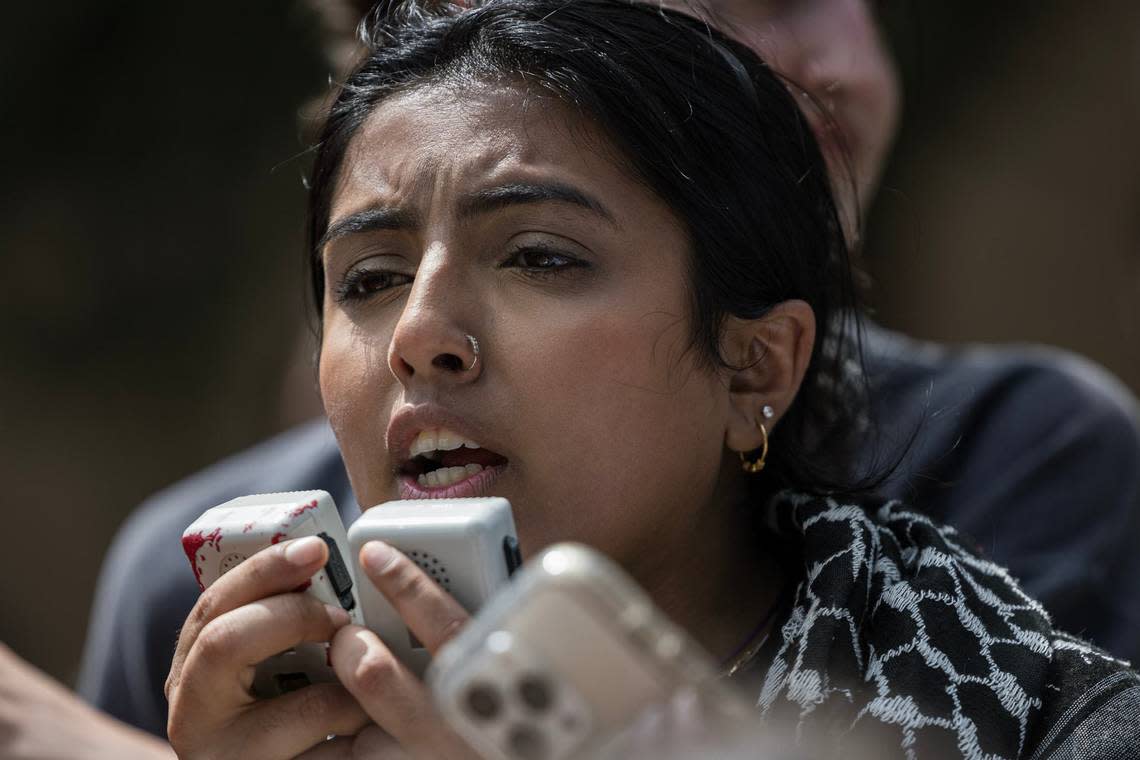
[318,84,738,565]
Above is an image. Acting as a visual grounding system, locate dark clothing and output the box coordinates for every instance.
[865,326,1140,661]
[76,327,1140,743]
[754,491,1140,759]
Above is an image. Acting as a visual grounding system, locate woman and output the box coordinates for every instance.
[163,0,1140,757]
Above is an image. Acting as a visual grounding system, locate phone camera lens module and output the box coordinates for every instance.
[507,724,548,760]
[464,682,502,721]
[517,674,554,713]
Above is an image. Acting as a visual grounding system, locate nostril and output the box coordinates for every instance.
[391,354,415,379]
[432,353,465,372]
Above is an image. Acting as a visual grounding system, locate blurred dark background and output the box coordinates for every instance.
[2,1,1137,685]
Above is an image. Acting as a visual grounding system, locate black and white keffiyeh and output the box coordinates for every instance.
[750,491,1140,759]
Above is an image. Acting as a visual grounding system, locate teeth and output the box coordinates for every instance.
[410,430,438,459]
[416,463,483,488]
[409,428,482,459]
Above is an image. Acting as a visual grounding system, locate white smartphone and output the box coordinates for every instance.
[427,543,752,760]
[181,490,361,697]
[347,496,521,676]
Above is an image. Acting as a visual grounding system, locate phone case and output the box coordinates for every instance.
[427,543,749,760]
[347,497,521,675]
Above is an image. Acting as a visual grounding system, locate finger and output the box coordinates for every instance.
[359,541,470,654]
[294,726,407,760]
[176,592,351,707]
[330,625,469,757]
[168,682,367,760]
[293,736,352,760]
[167,535,329,699]
[229,684,371,760]
[350,725,410,759]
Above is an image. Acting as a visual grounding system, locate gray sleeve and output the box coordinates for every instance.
[75,493,202,737]
[76,419,355,737]
[1028,643,1140,759]
[1040,677,1140,759]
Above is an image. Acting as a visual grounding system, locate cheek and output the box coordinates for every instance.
[319,317,398,489]
[501,301,727,549]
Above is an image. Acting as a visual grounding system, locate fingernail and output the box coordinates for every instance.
[361,541,396,572]
[325,604,351,627]
[285,536,325,566]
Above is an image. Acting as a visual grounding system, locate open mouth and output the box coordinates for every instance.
[400,428,509,489]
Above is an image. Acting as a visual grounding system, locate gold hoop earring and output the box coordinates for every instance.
[739,422,769,473]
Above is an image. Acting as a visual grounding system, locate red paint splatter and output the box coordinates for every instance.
[288,499,320,518]
[268,497,320,546]
[181,527,223,591]
[292,579,313,593]
[242,521,255,533]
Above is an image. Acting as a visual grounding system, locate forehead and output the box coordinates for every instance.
[329,82,640,221]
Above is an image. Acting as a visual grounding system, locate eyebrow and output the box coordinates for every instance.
[318,206,420,251]
[457,182,617,224]
[319,181,617,252]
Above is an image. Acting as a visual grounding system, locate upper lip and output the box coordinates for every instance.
[386,404,506,472]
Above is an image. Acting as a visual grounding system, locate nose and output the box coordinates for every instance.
[387,261,481,387]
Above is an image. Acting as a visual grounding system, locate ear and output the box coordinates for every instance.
[721,300,816,454]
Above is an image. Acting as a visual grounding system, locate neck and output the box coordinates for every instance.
[631,464,787,666]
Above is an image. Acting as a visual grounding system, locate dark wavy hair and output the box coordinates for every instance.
[306,0,877,494]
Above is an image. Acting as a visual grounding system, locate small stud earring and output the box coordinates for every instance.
[762,405,775,419]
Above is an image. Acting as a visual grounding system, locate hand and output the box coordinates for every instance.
[298,541,478,759]
[165,536,369,759]
[0,641,174,760]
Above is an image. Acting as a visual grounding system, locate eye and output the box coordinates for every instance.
[502,245,587,273]
[333,266,412,304]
